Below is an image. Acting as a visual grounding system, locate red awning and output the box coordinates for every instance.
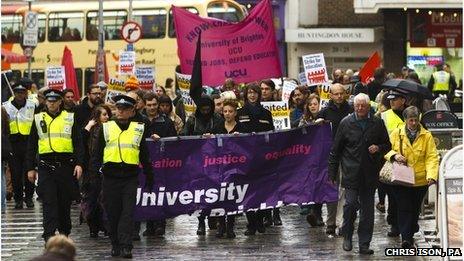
[1,48,28,63]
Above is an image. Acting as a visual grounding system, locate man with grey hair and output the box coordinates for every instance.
[328,93,391,255]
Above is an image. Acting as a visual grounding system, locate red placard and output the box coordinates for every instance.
[409,10,462,48]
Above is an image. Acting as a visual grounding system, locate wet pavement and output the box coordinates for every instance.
[1,199,439,260]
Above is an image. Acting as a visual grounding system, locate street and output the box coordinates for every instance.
[1,199,437,260]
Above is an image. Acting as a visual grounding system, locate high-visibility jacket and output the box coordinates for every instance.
[432,71,450,92]
[3,99,35,135]
[102,121,145,165]
[381,109,404,135]
[34,111,75,154]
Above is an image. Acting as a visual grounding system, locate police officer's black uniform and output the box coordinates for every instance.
[25,89,84,242]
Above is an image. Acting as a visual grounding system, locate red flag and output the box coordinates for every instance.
[61,46,80,101]
[94,49,109,84]
[359,51,381,84]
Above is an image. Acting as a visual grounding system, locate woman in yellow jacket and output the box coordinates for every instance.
[384,106,439,249]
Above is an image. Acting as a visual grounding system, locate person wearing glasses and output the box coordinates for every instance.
[74,85,104,131]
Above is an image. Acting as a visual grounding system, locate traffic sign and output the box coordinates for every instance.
[120,21,142,43]
[23,11,38,47]
[23,47,33,58]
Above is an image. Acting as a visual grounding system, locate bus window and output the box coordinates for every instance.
[207,2,243,22]
[84,68,95,89]
[132,9,167,39]
[38,13,46,42]
[23,69,45,87]
[168,7,198,38]
[1,14,22,43]
[48,12,84,42]
[74,68,83,96]
[87,10,127,41]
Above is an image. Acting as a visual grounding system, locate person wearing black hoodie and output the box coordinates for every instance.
[181,95,224,236]
[236,83,275,236]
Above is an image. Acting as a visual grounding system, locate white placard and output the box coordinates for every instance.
[302,53,329,86]
[135,65,155,90]
[281,81,297,102]
[261,101,291,130]
[119,51,136,75]
[175,72,196,117]
[46,66,65,90]
[23,11,38,47]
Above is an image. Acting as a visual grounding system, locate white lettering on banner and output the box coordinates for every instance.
[136,182,249,207]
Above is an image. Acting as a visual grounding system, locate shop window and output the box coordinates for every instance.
[48,12,84,42]
[168,7,198,38]
[86,10,127,41]
[132,9,167,39]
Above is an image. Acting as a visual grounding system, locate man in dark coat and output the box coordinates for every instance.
[328,93,391,255]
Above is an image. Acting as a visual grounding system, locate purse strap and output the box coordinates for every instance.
[399,128,403,156]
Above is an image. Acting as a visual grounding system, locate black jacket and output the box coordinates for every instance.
[317,100,352,138]
[366,80,383,102]
[74,97,94,130]
[146,113,177,138]
[181,96,224,136]
[236,103,274,133]
[328,113,391,189]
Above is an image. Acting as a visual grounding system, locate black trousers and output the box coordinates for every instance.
[383,184,398,229]
[342,186,376,248]
[377,183,386,205]
[10,140,35,202]
[81,174,105,233]
[393,185,428,242]
[37,159,78,241]
[246,210,264,231]
[102,175,138,249]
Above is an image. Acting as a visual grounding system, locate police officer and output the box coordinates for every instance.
[26,89,84,242]
[236,83,275,235]
[4,83,36,209]
[90,95,153,258]
[427,63,457,99]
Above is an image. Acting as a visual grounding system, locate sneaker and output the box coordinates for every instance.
[14,200,23,209]
[25,198,34,208]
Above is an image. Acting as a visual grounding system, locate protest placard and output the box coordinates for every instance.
[318,83,331,109]
[46,66,66,90]
[105,77,125,103]
[261,101,291,130]
[302,53,328,86]
[299,72,307,86]
[119,51,136,75]
[135,65,155,90]
[281,81,297,102]
[175,72,196,117]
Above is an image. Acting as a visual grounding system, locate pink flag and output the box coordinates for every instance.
[61,46,80,101]
[173,0,282,86]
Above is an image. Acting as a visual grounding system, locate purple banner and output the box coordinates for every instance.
[134,124,337,221]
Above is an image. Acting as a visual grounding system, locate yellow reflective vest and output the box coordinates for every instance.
[102,121,145,165]
[432,71,450,92]
[381,109,405,135]
[34,111,74,154]
[4,99,36,135]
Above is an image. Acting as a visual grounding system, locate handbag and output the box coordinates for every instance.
[390,129,415,186]
[379,161,393,184]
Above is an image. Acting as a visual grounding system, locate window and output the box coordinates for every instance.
[37,14,46,42]
[74,68,83,96]
[48,12,84,42]
[132,9,167,39]
[1,14,22,43]
[86,10,127,41]
[207,2,243,22]
[23,69,45,87]
[84,68,95,90]
[168,7,198,38]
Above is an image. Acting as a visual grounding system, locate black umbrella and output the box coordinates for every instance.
[382,78,434,99]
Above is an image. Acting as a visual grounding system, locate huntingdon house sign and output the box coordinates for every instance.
[285,28,383,43]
